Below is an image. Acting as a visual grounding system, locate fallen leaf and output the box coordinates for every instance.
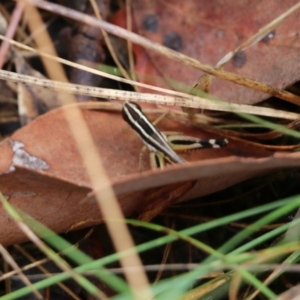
[13,50,61,124]
[130,0,300,104]
[0,103,299,245]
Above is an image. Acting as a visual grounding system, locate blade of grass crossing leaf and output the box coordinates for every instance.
[236,112,300,139]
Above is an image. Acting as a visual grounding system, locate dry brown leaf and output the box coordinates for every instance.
[0,104,298,245]
[131,0,300,104]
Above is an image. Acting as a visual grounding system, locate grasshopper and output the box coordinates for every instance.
[122,102,228,169]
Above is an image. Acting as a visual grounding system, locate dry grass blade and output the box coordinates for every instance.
[275,285,300,300]
[88,0,132,82]
[216,1,300,67]
[23,0,300,105]
[0,32,298,119]
[0,67,298,120]
[0,1,23,68]
[13,244,82,300]
[0,193,104,298]
[195,1,300,100]
[0,244,42,299]
[2,3,152,298]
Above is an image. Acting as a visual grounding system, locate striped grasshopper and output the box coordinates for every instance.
[122,102,228,169]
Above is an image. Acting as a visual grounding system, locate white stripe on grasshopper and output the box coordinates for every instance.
[122,102,185,163]
[122,102,228,167]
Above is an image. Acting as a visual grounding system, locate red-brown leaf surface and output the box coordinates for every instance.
[129,0,300,104]
[0,105,299,245]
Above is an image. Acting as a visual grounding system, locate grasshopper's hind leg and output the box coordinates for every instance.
[149,151,167,169]
[167,135,228,152]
